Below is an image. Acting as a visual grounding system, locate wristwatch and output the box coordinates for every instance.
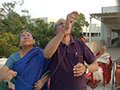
[84,65,89,73]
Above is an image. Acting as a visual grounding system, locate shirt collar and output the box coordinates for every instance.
[59,37,75,46]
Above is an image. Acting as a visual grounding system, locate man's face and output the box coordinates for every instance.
[55,19,66,34]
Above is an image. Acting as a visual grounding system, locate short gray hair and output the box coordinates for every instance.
[54,18,65,31]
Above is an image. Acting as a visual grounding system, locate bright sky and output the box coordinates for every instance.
[0,0,118,23]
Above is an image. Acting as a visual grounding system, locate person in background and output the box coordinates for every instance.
[94,45,113,85]
[0,29,51,90]
[79,34,86,43]
[115,57,120,90]
[44,11,99,90]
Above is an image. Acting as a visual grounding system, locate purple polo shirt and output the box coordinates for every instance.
[50,38,96,90]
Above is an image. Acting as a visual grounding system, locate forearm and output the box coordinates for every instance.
[87,61,99,73]
[0,71,7,81]
[0,67,17,81]
[0,66,10,72]
[35,74,50,89]
[44,30,64,58]
[0,66,9,81]
[40,74,50,84]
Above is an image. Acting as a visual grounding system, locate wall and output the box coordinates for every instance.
[91,37,101,41]
[86,40,103,54]
[118,32,120,37]
[118,38,120,47]
[101,6,119,47]
[102,6,118,13]
[101,22,112,47]
[40,17,57,23]
[111,31,118,39]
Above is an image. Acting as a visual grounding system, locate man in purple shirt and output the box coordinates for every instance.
[44,11,99,90]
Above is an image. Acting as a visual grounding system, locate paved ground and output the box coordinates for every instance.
[107,47,120,60]
[87,47,120,90]
[87,79,117,90]
[0,47,120,90]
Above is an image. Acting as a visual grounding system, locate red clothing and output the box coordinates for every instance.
[96,52,113,84]
[81,38,86,43]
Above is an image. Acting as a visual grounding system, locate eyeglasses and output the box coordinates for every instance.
[20,34,32,39]
[57,22,65,26]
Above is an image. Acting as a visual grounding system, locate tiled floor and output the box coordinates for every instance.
[107,47,120,60]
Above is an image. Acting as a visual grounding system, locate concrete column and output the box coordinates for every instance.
[86,27,88,39]
[101,22,104,40]
[89,17,92,42]
[97,24,100,39]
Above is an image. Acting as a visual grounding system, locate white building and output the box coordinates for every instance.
[82,24,101,42]
[90,6,120,47]
[40,17,57,23]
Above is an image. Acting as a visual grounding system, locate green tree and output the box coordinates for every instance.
[71,13,89,39]
[0,1,55,51]
[0,0,89,57]
[32,18,55,48]
[0,32,20,58]
[0,1,31,34]
[0,1,31,57]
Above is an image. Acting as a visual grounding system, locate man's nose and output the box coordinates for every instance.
[62,23,65,27]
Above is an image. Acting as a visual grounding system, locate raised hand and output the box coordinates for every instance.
[63,11,79,35]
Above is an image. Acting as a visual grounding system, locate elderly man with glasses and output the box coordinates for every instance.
[44,11,99,90]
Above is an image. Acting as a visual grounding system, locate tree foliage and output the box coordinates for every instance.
[72,13,89,39]
[0,32,20,57]
[32,19,55,49]
[0,0,88,57]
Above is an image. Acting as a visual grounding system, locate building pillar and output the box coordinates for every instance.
[86,27,88,40]
[89,17,92,42]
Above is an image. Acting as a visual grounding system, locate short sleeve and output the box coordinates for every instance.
[83,44,96,64]
[4,53,20,70]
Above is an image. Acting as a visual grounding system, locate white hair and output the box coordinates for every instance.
[54,18,65,31]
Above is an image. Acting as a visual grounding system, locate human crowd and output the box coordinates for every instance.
[0,11,120,90]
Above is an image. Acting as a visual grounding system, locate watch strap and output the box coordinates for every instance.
[84,65,88,74]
